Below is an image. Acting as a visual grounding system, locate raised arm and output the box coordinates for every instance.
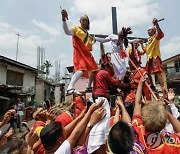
[153,18,163,38]
[138,39,146,53]
[116,96,131,123]
[67,100,104,149]
[65,109,85,137]
[61,9,74,36]
[100,42,105,57]
[133,77,145,116]
[76,106,106,146]
[166,111,180,133]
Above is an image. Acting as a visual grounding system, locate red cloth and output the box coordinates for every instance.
[74,96,86,117]
[132,114,180,154]
[73,36,98,72]
[130,68,151,101]
[125,91,136,105]
[31,121,45,132]
[130,68,147,89]
[92,70,120,97]
[146,56,163,74]
[55,111,73,127]
[120,49,126,59]
[36,144,45,154]
[110,116,114,127]
[129,49,142,70]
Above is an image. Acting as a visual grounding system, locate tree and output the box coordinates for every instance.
[44,60,53,79]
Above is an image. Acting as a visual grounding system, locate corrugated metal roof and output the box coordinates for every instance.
[0,55,39,72]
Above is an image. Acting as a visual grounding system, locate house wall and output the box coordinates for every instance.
[35,79,54,105]
[55,86,60,105]
[23,71,36,92]
[165,61,180,80]
[44,83,51,100]
[0,65,6,84]
[35,80,44,105]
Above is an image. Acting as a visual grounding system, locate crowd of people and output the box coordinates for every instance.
[0,8,180,154]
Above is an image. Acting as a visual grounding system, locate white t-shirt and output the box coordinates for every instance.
[54,140,71,154]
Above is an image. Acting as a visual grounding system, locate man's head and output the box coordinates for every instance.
[108,121,134,154]
[132,40,139,49]
[40,121,66,152]
[16,98,21,103]
[80,15,90,30]
[33,107,47,122]
[142,102,167,132]
[148,26,156,36]
[100,62,110,70]
[106,52,111,62]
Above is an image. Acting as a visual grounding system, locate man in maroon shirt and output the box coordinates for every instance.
[92,62,121,102]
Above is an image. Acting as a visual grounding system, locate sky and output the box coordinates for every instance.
[0,0,180,79]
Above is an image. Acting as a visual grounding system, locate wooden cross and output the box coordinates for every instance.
[91,7,147,42]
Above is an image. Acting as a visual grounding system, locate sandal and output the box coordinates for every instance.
[66,89,82,96]
[85,87,93,93]
[66,88,75,96]
[73,90,82,96]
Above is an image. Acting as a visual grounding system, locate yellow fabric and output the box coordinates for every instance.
[145,34,161,61]
[72,26,93,51]
[35,126,44,137]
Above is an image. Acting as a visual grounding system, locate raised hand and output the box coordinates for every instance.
[89,107,106,126]
[26,130,39,148]
[116,96,124,107]
[61,8,68,21]
[152,18,158,26]
[88,99,104,114]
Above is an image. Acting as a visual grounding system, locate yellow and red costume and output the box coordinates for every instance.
[145,32,164,74]
[72,26,98,73]
[128,48,144,70]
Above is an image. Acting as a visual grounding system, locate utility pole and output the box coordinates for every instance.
[16,33,20,61]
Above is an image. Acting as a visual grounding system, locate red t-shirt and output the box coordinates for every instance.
[92,70,120,97]
[55,111,73,127]
[31,121,45,133]
[132,114,180,154]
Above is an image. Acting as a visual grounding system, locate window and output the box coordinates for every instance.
[6,70,23,86]
[175,60,180,72]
